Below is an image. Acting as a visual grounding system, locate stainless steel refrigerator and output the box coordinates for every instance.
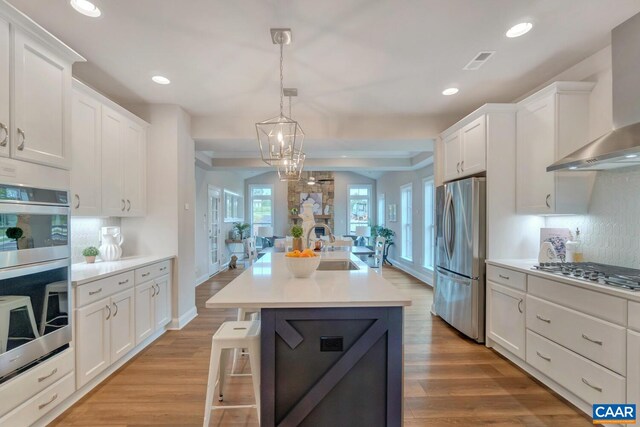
[434,177,486,342]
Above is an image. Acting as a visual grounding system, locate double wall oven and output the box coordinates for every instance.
[0,184,71,382]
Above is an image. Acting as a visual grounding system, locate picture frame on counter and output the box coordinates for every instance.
[223,190,244,223]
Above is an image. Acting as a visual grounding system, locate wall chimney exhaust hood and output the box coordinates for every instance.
[548,12,640,172]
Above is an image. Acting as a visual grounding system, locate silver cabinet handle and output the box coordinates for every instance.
[0,122,7,146]
[121,199,126,211]
[581,334,603,346]
[460,160,464,171]
[17,128,25,150]
[456,162,460,173]
[74,194,80,209]
[38,393,58,410]
[151,285,156,297]
[37,368,58,382]
[536,314,551,323]
[582,377,602,392]
[499,274,510,280]
[127,199,131,211]
[89,288,102,296]
[159,266,167,272]
[517,299,524,314]
[545,194,551,208]
[118,279,129,285]
[105,304,111,320]
[142,272,150,277]
[155,283,160,295]
[112,302,118,318]
[536,351,551,362]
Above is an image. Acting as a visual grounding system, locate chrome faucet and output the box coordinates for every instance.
[306,223,335,249]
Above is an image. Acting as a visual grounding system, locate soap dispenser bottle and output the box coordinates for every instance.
[566,228,584,263]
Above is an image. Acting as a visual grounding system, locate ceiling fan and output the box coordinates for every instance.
[307,175,334,185]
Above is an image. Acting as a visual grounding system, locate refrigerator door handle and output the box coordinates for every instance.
[436,266,474,284]
[443,191,452,261]
[447,193,456,258]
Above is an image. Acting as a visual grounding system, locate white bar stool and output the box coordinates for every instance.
[39,281,68,336]
[204,320,260,427]
[0,296,40,353]
[231,308,260,373]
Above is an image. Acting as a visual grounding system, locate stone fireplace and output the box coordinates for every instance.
[288,171,335,233]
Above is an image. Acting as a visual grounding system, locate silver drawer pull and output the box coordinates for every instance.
[118,279,129,285]
[105,304,111,320]
[536,351,551,362]
[0,122,7,146]
[142,272,150,277]
[112,302,118,318]
[17,128,25,151]
[498,274,510,280]
[37,368,58,382]
[160,266,167,271]
[38,393,58,410]
[581,334,603,346]
[151,285,156,297]
[517,299,523,314]
[582,377,602,392]
[536,314,551,323]
[89,288,102,296]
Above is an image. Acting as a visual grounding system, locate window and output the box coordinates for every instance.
[348,185,372,235]
[423,178,435,269]
[249,185,273,240]
[377,193,385,227]
[401,183,413,261]
[223,190,244,222]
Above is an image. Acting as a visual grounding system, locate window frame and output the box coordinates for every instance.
[347,184,373,235]
[400,183,413,262]
[248,184,274,243]
[422,177,435,270]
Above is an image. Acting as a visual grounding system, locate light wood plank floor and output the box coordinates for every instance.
[51,266,593,426]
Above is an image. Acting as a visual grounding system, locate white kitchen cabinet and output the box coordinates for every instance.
[487,281,525,359]
[76,297,111,388]
[154,274,171,329]
[516,82,595,214]
[442,131,462,182]
[122,120,146,216]
[110,288,135,363]
[70,89,102,216]
[628,330,640,407]
[12,28,73,169]
[135,274,171,345]
[442,115,486,182]
[0,16,9,159]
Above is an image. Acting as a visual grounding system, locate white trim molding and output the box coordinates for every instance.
[388,256,433,286]
[168,306,198,330]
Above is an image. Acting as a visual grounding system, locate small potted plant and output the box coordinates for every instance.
[82,246,99,264]
[233,222,251,240]
[291,225,304,251]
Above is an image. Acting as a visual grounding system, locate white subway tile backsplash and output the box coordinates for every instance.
[545,165,640,268]
[71,217,121,264]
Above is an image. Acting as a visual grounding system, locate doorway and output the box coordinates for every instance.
[208,185,222,276]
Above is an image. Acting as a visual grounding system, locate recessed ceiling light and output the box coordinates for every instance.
[569,166,578,170]
[506,22,533,38]
[625,154,638,158]
[70,0,101,17]
[341,155,348,158]
[152,75,171,85]
[442,87,459,96]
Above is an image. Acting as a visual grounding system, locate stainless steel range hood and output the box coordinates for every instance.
[548,12,640,172]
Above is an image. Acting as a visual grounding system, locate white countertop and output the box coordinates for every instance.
[206,252,412,309]
[72,255,175,286]
[487,259,640,302]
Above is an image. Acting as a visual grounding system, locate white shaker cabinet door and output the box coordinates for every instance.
[76,297,111,388]
[0,17,9,158]
[12,29,72,169]
[101,106,125,216]
[460,115,486,177]
[122,121,145,216]
[154,274,171,330]
[70,91,102,216]
[628,330,640,407]
[110,288,135,363]
[135,281,155,345]
[442,131,461,182]
[487,281,526,359]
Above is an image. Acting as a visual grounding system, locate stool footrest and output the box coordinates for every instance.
[211,404,257,410]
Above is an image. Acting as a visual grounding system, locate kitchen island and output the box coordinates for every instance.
[206,252,411,427]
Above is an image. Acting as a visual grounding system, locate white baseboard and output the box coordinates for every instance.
[195,273,209,287]
[168,306,198,330]
[35,329,166,427]
[387,257,434,286]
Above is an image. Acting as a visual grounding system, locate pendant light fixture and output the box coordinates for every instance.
[277,88,305,181]
[256,29,305,166]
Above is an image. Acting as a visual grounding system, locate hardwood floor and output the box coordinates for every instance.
[51,266,592,426]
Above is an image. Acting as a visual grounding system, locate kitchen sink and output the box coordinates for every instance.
[317,260,360,271]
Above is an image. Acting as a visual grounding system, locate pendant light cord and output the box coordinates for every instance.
[279,41,284,117]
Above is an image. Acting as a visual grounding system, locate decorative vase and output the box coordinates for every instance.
[99,227,124,262]
[85,256,96,264]
[292,237,303,252]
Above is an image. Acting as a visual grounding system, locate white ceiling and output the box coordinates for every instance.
[9,0,640,171]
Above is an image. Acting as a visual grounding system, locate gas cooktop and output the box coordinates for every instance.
[532,262,640,291]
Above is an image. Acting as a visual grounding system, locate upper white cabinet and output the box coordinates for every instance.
[0,16,9,159]
[71,80,148,217]
[442,115,487,182]
[516,82,596,214]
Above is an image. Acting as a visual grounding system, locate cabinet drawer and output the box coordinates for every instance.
[76,271,134,307]
[526,295,626,375]
[528,275,626,326]
[629,301,640,332]
[526,330,625,406]
[135,260,171,284]
[0,372,75,427]
[0,348,74,416]
[487,265,526,291]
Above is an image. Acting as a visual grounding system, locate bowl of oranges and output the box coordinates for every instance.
[284,248,321,278]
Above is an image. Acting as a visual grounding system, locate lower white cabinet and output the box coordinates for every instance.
[487,280,526,359]
[76,288,135,388]
[628,330,640,407]
[135,274,171,345]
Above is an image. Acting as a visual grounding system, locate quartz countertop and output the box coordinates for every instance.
[72,255,175,286]
[487,259,640,302]
[206,252,412,309]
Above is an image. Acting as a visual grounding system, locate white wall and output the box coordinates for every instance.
[195,167,245,284]
[376,164,434,285]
